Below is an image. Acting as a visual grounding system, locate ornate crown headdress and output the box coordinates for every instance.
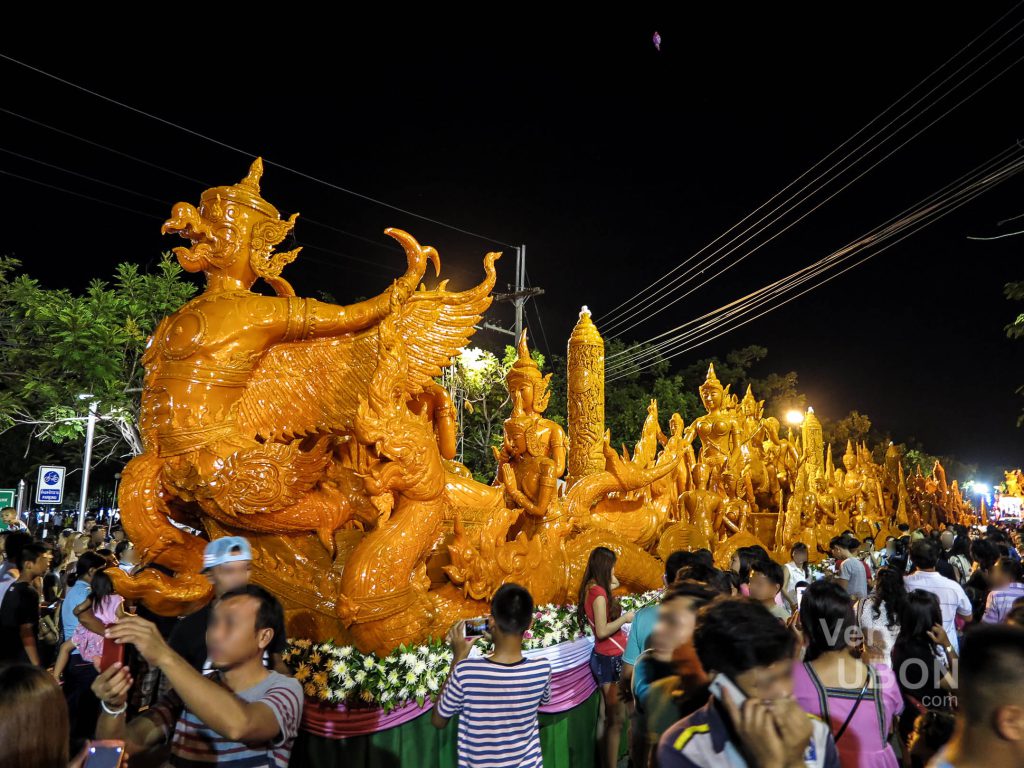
[200,157,302,296]
[507,329,552,412]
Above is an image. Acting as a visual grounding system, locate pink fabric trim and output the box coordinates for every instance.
[301,660,597,738]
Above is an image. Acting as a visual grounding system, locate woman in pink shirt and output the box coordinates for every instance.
[577,547,635,768]
[794,580,903,767]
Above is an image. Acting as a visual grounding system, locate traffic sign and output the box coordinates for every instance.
[35,465,66,505]
[0,489,14,508]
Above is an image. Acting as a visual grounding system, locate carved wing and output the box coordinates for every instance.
[234,252,499,442]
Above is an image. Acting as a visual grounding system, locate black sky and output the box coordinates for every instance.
[2,7,1022,482]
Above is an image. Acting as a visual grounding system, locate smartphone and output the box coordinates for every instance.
[464,617,489,639]
[99,639,125,673]
[709,673,748,707]
[83,740,125,768]
[795,584,808,604]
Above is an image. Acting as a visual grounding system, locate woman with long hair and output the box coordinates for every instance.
[793,580,903,767]
[891,589,957,745]
[729,546,765,596]
[857,566,907,668]
[578,547,635,768]
[0,662,70,768]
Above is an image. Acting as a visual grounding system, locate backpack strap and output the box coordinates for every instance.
[869,665,887,743]
[803,662,831,728]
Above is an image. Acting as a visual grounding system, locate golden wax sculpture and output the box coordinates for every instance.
[110,158,509,652]
[113,159,980,655]
[567,307,606,489]
[492,330,567,517]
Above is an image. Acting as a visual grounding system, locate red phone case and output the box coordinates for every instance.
[99,639,125,672]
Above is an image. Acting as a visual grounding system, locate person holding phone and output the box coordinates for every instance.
[431,583,552,768]
[658,597,840,768]
[90,584,303,768]
[577,546,635,768]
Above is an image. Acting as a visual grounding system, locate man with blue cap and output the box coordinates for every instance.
[167,537,288,674]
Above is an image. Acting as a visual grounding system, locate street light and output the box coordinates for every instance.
[77,394,98,532]
[785,409,805,427]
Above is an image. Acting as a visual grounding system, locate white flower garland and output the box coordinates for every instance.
[284,589,664,711]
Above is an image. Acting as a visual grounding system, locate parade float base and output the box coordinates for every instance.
[293,691,600,768]
[291,635,609,768]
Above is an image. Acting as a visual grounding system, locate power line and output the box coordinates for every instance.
[0,167,162,220]
[0,108,480,278]
[597,3,1024,335]
[523,264,552,357]
[608,148,1024,375]
[607,141,1024,372]
[606,149,1024,380]
[603,40,1024,344]
[0,53,518,249]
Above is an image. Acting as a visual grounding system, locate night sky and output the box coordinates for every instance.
[2,7,1022,483]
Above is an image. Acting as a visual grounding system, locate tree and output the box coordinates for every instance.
[548,338,701,452]
[0,253,198,479]
[747,370,808,421]
[821,410,873,457]
[448,345,547,484]
[1006,279,1024,425]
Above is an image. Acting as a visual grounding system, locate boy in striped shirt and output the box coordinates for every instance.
[432,583,552,768]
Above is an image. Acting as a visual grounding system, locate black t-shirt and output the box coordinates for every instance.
[168,602,287,672]
[0,582,40,663]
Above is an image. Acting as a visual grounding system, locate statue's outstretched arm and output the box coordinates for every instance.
[302,227,440,338]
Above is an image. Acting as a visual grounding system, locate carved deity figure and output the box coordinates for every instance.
[714,472,752,542]
[680,463,723,545]
[494,330,567,517]
[683,364,742,489]
[109,158,499,621]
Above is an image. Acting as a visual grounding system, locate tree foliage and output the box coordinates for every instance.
[0,253,197,478]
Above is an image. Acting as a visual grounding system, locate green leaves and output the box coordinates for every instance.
[0,252,198,476]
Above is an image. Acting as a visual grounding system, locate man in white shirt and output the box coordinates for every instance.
[905,539,972,653]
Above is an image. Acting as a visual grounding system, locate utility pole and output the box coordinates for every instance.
[488,245,543,339]
[77,397,98,531]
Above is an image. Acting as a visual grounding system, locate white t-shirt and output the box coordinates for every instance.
[904,570,972,652]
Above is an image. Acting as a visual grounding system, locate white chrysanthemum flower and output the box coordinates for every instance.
[362,656,377,670]
[337,646,353,658]
[399,652,417,667]
[417,645,430,656]
[342,676,356,690]
[415,686,428,699]
[354,670,367,684]
[387,670,400,685]
[412,659,427,675]
[331,660,348,677]
[380,690,393,702]
[426,676,439,692]
[405,671,418,685]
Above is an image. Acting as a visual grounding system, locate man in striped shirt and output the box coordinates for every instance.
[432,583,552,768]
[92,584,303,767]
[982,557,1024,624]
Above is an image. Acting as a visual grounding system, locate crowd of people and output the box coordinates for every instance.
[0,509,302,768]
[3,503,1024,768]
[573,523,1024,768]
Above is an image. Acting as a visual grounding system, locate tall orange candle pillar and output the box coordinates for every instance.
[566,306,605,490]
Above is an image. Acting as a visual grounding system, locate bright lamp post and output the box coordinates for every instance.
[785,409,805,441]
[77,394,98,532]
